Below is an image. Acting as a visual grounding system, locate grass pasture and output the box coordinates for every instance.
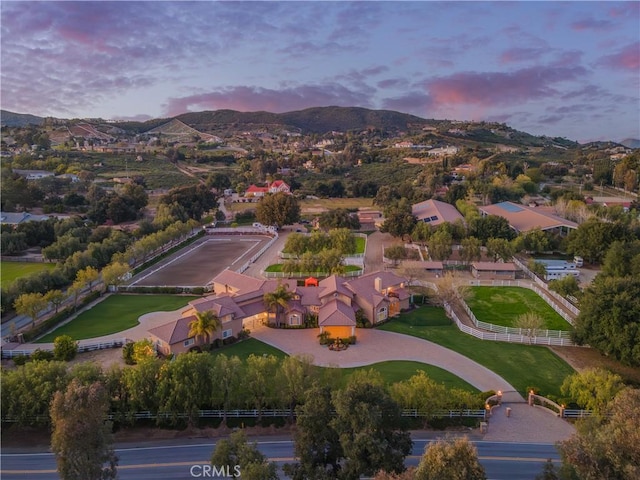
[467,286,571,331]
[37,294,197,343]
[379,307,575,396]
[0,261,56,288]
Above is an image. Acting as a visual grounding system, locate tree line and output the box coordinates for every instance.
[0,352,486,428]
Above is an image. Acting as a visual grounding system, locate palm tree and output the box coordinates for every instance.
[188,310,221,347]
[263,283,293,328]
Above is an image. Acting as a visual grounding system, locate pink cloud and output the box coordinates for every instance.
[426,65,587,108]
[597,42,640,71]
[499,47,547,64]
[163,84,373,116]
[571,18,613,31]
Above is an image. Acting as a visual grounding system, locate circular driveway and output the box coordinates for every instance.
[252,326,517,394]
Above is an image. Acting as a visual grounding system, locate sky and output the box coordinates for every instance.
[1,1,638,143]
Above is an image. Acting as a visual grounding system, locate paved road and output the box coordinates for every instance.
[1,437,560,480]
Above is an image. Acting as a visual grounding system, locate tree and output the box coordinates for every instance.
[285,384,343,480]
[188,310,221,346]
[277,354,316,420]
[427,230,452,261]
[13,292,47,328]
[432,272,470,306]
[515,312,545,344]
[50,379,118,480]
[160,184,217,221]
[157,352,213,426]
[332,380,412,479]
[573,276,640,366]
[131,338,156,364]
[411,221,432,247]
[414,436,486,480]
[263,283,293,328]
[558,388,640,480]
[76,266,99,292]
[560,368,625,414]
[256,192,300,227]
[210,430,278,480]
[45,289,66,314]
[566,218,631,264]
[381,201,416,239]
[534,459,560,480]
[319,209,360,230]
[53,335,78,361]
[101,262,130,291]
[244,354,279,422]
[67,279,84,311]
[460,236,482,264]
[211,354,243,424]
[486,237,514,262]
[469,215,514,242]
[548,275,580,299]
[520,228,551,254]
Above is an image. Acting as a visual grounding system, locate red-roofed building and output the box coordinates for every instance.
[244,180,291,199]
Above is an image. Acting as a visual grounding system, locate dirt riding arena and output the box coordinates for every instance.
[130,235,272,287]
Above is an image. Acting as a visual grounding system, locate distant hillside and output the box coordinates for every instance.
[621,138,640,149]
[145,118,220,142]
[176,106,430,134]
[1,110,44,127]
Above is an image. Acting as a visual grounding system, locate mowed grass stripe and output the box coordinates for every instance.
[37,294,197,342]
[467,286,571,331]
[209,338,478,391]
[0,261,56,288]
[379,307,575,397]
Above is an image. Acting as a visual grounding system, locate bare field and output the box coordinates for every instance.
[131,236,270,286]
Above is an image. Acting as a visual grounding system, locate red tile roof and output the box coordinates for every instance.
[318,299,356,326]
[148,315,194,345]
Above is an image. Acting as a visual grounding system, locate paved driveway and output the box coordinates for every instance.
[252,326,516,394]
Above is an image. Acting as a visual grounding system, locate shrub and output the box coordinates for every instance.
[12,354,28,366]
[237,328,250,340]
[317,331,332,345]
[53,335,78,361]
[30,349,54,362]
[222,335,237,346]
[212,338,223,349]
[132,339,156,364]
[122,342,135,365]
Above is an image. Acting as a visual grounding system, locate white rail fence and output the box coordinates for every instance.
[2,408,487,423]
[1,338,129,359]
[466,278,577,326]
[236,232,279,274]
[512,257,580,316]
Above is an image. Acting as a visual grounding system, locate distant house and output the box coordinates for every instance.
[147,269,409,355]
[412,199,464,227]
[0,211,51,227]
[478,201,578,236]
[427,146,459,156]
[244,180,291,199]
[471,262,518,280]
[13,169,55,180]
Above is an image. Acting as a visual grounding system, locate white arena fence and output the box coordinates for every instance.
[2,338,129,359]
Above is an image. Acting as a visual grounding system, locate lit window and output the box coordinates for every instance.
[222,329,233,339]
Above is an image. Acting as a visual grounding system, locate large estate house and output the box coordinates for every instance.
[478,201,578,235]
[148,269,410,355]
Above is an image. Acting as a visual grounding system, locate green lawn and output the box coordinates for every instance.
[0,261,56,288]
[210,338,477,391]
[37,294,197,343]
[467,287,571,331]
[379,307,575,397]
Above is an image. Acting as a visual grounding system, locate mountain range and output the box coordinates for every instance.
[1,107,638,148]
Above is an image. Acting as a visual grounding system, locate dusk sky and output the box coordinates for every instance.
[1,1,638,143]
